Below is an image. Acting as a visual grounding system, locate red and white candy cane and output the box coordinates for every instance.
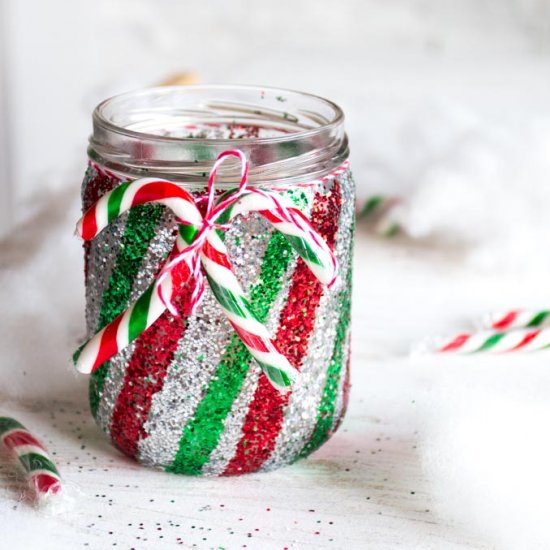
[436,327,550,353]
[0,417,62,502]
[74,150,338,392]
[482,309,550,331]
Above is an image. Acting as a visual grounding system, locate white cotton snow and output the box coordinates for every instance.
[0,186,87,403]
[366,102,550,273]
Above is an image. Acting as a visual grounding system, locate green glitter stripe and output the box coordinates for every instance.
[166,231,295,475]
[528,311,550,327]
[128,284,155,342]
[205,274,256,320]
[89,203,164,417]
[284,234,322,266]
[18,452,60,476]
[476,332,506,352]
[299,239,354,458]
[0,417,24,435]
[107,182,131,223]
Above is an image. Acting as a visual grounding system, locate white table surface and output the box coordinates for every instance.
[2,224,548,550]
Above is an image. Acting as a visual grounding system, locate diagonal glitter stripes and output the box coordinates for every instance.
[82,166,122,334]
[166,230,296,475]
[94,209,177,436]
[137,213,273,468]
[260,173,354,470]
[222,180,342,475]
[82,162,355,474]
[85,214,127,335]
[299,233,354,457]
[106,217,195,459]
[81,167,166,418]
[198,258,299,476]
[200,191,315,476]
[88,203,164,417]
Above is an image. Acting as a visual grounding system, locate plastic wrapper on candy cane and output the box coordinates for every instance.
[0,417,63,506]
[73,150,338,392]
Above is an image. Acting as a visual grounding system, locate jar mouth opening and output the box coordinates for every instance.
[90,84,348,184]
[93,84,345,145]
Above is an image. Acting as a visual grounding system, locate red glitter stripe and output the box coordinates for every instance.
[2,431,46,452]
[109,265,193,459]
[93,315,124,371]
[223,180,342,475]
[131,181,194,208]
[492,311,520,330]
[231,323,271,353]
[509,329,540,351]
[33,473,61,494]
[81,204,98,240]
[202,239,232,269]
[440,334,470,352]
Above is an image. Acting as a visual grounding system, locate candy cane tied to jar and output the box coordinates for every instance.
[73,150,338,392]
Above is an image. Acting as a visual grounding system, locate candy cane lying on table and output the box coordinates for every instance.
[358,195,401,236]
[74,150,338,392]
[0,417,63,504]
[482,309,550,331]
[435,327,550,353]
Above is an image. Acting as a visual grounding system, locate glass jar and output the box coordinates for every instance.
[80,85,354,475]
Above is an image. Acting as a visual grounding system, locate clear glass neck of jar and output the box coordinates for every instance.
[89,85,348,188]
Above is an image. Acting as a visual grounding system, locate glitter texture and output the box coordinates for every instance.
[261,174,355,470]
[201,190,314,475]
[138,213,272,468]
[95,209,176,436]
[81,165,354,475]
[223,182,341,475]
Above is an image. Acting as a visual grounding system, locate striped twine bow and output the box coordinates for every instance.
[74,150,338,392]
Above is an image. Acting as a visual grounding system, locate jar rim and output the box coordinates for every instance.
[93,84,345,145]
[89,84,348,184]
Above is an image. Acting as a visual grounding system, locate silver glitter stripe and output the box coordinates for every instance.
[261,171,355,470]
[82,165,125,337]
[95,209,177,436]
[201,186,317,475]
[85,213,128,335]
[331,329,352,432]
[94,343,136,435]
[200,257,299,475]
[137,213,273,468]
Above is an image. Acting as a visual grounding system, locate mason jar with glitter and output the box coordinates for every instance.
[74,85,354,475]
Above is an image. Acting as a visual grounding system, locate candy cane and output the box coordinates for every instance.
[358,195,401,236]
[0,417,62,503]
[482,309,550,331]
[436,327,550,353]
[74,150,338,392]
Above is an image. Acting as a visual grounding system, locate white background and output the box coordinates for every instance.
[2,0,550,232]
